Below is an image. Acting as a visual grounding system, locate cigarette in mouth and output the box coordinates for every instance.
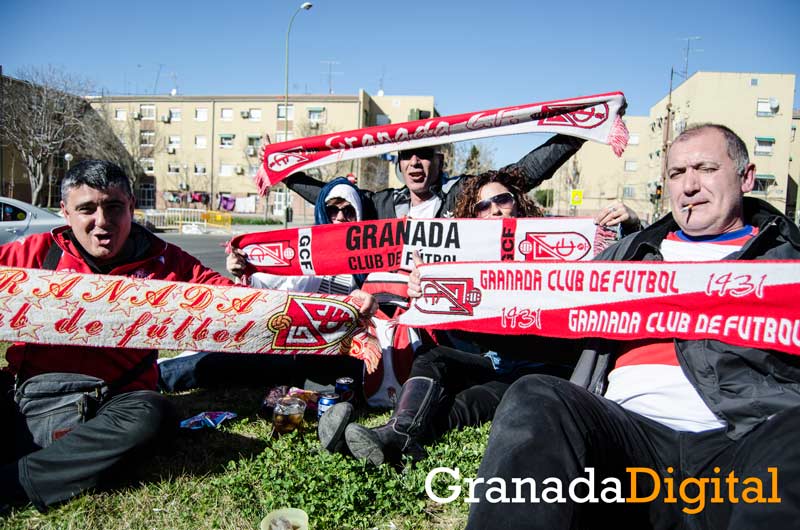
[680,205,692,213]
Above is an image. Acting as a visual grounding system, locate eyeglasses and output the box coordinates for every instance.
[474,192,515,218]
[326,204,357,220]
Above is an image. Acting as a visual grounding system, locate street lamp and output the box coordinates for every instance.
[282,1,312,227]
[64,153,73,172]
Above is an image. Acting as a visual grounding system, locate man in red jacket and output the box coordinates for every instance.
[0,160,233,512]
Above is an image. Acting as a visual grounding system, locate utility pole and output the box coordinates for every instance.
[659,67,675,217]
[0,64,4,196]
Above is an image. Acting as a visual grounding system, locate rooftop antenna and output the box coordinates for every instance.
[169,71,179,96]
[677,36,703,79]
[152,63,164,94]
[320,60,341,94]
[377,65,386,96]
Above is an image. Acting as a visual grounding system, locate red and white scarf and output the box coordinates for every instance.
[231,217,616,276]
[398,260,800,356]
[0,268,382,372]
[256,92,628,191]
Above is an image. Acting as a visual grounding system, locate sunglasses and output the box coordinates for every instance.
[474,192,515,218]
[398,148,436,161]
[326,204,357,220]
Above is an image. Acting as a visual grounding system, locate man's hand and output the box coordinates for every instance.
[406,250,424,299]
[226,248,247,278]
[594,201,640,232]
[348,289,378,321]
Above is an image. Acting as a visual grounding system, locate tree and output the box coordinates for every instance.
[451,142,495,175]
[0,67,92,206]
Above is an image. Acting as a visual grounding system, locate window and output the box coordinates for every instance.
[308,107,325,122]
[249,108,262,121]
[139,104,156,120]
[139,158,155,174]
[624,160,638,172]
[753,174,775,193]
[220,164,236,177]
[0,201,28,222]
[277,104,294,120]
[167,163,182,174]
[754,137,775,156]
[139,131,155,146]
[274,131,294,142]
[169,108,182,122]
[622,186,635,199]
[220,108,233,121]
[628,133,640,145]
[195,135,207,149]
[247,135,262,148]
[137,183,155,209]
[756,99,776,117]
[195,107,208,121]
[168,135,181,147]
[751,78,759,86]
[219,134,235,148]
[273,188,288,214]
[114,109,127,121]
[194,163,207,175]
[248,164,260,177]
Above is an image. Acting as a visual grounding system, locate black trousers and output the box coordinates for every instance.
[1,388,176,511]
[466,375,800,530]
[409,346,571,437]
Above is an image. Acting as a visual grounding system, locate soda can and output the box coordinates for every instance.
[317,393,340,419]
[335,377,355,403]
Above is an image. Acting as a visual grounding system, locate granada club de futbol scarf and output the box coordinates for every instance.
[399,260,800,356]
[0,268,382,373]
[256,92,629,191]
[231,217,617,277]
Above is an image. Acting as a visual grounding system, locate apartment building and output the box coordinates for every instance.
[88,90,436,221]
[539,72,798,223]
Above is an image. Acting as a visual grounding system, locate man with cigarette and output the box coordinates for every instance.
[466,124,800,529]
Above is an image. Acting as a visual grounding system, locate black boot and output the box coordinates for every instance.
[344,377,441,466]
[317,402,354,454]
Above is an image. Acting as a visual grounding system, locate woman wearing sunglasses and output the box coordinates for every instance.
[158,177,376,392]
[319,169,580,465]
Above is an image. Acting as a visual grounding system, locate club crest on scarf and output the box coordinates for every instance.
[539,102,609,129]
[518,232,592,261]
[267,151,310,173]
[415,278,482,316]
[243,242,295,267]
[269,295,359,350]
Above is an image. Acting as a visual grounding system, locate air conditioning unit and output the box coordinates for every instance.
[235,165,245,175]
[246,146,257,156]
[131,112,141,120]
[167,146,176,154]
[161,114,171,123]
[240,110,251,119]
[309,121,320,129]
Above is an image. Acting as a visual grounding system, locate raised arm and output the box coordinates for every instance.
[502,134,585,191]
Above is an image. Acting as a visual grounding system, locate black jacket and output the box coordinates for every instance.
[570,197,800,439]
[285,135,584,220]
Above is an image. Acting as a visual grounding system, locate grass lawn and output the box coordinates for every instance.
[2,349,488,530]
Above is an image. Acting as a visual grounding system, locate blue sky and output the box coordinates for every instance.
[2,0,799,165]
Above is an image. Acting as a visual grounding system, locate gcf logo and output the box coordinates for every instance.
[269,295,358,351]
[267,151,310,173]
[416,278,482,316]
[538,103,609,129]
[518,232,591,261]
[243,242,295,267]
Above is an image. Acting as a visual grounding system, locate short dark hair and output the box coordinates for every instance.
[672,123,750,177]
[61,160,134,203]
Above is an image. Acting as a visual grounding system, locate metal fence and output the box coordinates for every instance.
[135,208,232,234]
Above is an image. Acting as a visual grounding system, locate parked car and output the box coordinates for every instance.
[0,197,65,245]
